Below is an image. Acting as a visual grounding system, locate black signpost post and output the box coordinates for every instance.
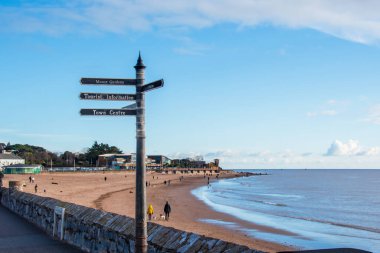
[79,53,163,253]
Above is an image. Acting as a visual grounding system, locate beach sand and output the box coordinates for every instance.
[2,171,296,252]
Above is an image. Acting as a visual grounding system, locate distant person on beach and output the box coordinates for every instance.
[164,201,171,221]
[207,177,210,185]
[34,184,38,193]
[0,172,4,188]
[104,177,107,182]
[29,176,32,183]
[147,204,154,221]
[32,177,35,183]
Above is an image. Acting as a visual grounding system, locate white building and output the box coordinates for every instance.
[0,153,25,167]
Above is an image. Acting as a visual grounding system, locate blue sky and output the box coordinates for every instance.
[1,1,380,168]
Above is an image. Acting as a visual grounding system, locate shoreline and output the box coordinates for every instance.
[2,170,296,252]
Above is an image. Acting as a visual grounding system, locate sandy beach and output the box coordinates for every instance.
[2,171,296,252]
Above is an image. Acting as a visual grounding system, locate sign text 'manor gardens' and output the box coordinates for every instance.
[80,78,136,85]
[80,109,137,116]
[80,93,136,101]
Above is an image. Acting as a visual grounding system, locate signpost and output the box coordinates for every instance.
[79,53,163,253]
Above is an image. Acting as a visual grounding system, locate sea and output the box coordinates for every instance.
[192,169,380,252]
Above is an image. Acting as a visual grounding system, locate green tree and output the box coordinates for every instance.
[85,141,122,166]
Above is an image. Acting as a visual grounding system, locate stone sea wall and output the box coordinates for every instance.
[0,188,264,253]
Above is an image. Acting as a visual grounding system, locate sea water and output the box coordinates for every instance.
[192,169,380,252]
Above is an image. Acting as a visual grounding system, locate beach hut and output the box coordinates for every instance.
[3,164,42,174]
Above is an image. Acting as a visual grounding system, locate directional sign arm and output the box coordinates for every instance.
[79,92,136,101]
[80,78,136,85]
[80,109,136,116]
[141,79,164,92]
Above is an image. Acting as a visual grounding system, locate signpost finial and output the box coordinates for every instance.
[135,51,146,70]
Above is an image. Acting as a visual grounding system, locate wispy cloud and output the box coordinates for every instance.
[0,128,90,141]
[0,128,16,133]
[307,109,337,117]
[306,98,350,117]
[365,104,380,125]
[2,1,380,44]
[169,140,380,168]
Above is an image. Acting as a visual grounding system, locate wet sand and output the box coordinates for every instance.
[2,171,297,252]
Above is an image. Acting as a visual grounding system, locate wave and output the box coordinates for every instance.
[252,199,287,207]
[287,215,380,234]
[256,193,303,199]
[193,185,380,236]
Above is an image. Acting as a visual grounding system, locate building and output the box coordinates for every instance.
[98,154,133,169]
[170,158,206,168]
[98,154,172,170]
[0,153,25,167]
[3,164,42,174]
[147,155,171,168]
[0,143,6,153]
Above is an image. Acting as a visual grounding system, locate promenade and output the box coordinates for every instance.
[0,205,82,253]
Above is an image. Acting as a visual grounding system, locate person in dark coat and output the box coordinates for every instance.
[164,201,171,221]
[0,172,4,187]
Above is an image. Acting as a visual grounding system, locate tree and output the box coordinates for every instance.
[60,151,76,165]
[85,141,122,166]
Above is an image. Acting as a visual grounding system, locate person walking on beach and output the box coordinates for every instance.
[147,204,154,221]
[0,171,4,188]
[104,176,107,182]
[164,201,171,221]
[32,177,35,183]
[29,176,32,183]
[34,184,38,193]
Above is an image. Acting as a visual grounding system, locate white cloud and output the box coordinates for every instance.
[325,139,380,156]
[168,143,380,168]
[0,128,16,133]
[307,109,337,117]
[365,104,380,125]
[360,147,380,156]
[327,99,337,105]
[2,1,380,44]
[326,139,361,156]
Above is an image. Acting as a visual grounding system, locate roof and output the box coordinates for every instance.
[0,153,23,160]
[4,164,41,168]
[134,52,146,69]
